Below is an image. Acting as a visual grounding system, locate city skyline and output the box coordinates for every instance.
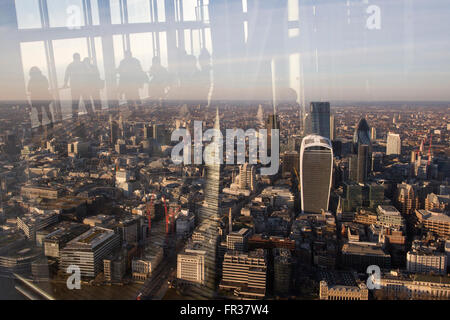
[0,0,450,305]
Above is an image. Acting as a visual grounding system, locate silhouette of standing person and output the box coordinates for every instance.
[27,67,53,130]
[63,53,93,120]
[148,56,169,106]
[82,57,103,115]
[117,51,147,111]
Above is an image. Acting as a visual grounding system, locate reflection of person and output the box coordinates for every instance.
[63,53,94,120]
[82,58,103,114]
[148,56,169,104]
[28,66,53,128]
[117,51,147,110]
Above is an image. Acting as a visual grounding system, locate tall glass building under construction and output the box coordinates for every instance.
[190,108,222,298]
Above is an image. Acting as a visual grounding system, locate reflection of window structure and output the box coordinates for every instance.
[11,0,215,117]
[4,0,305,109]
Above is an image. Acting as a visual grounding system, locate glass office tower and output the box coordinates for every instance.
[309,102,330,139]
[300,134,333,214]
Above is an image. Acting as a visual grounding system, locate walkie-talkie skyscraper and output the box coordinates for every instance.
[300,134,333,214]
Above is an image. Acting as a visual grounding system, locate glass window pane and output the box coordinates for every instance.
[289,28,299,38]
[159,32,168,67]
[127,0,151,23]
[202,3,209,22]
[113,34,125,61]
[21,41,48,86]
[91,0,100,25]
[289,53,301,104]
[183,0,197,21]
[129,33,153,99]
[184,29,192,54]
[15,0,42,29]
[20,41,49,127]
[192,29,201,57]
[157,0,166,22]
[110,0,122,24]
[204,27,212,54]
[47,0,86,28]
[93,37,106,110]
[129,33,153,72]
[52,38,89,119]
[288,0,299,21]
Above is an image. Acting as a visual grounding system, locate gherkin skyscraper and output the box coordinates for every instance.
[353,118,372,151]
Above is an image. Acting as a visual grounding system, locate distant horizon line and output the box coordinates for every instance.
[0,99,449,107]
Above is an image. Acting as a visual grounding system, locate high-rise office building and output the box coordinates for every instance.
[341,182,385,212]
[273,248,294,296]
[177,242,206,285]
[376,205,405,229]
[103,251,126,282]
[300,135,333,214]
[152,124,170,145]
[226,228,251,252]
[17,212,59,241]
[356,144,369,183]
[219,249,267,299]
[395,183,419,215]
[349,144,369,184]
[415,209,450,238]
[330,114,336,141]
[4,131,19,155]
[407,243,448,275]
[281,151,300,177]
[341,242,391,272]
[304,113,312,136]
[60,227,120,278]
[372,152,383,172]
[371,127,377,141]
[109,115,119,146]
[118,114,125,139]
[349,153,358,182]
[386,133,401,155]
[425,193,450,212]
[239,163,256,191]
[309,102,330,139]
[266,114,280,155]
[348,118,372,184]
[143,125,153,140]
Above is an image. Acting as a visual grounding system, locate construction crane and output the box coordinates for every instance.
[427,133,432,165]
[163,197,169,234]
[169,207,175,234]
[146,194,155,236]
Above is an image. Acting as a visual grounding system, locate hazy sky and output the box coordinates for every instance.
[6,0,450,102]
